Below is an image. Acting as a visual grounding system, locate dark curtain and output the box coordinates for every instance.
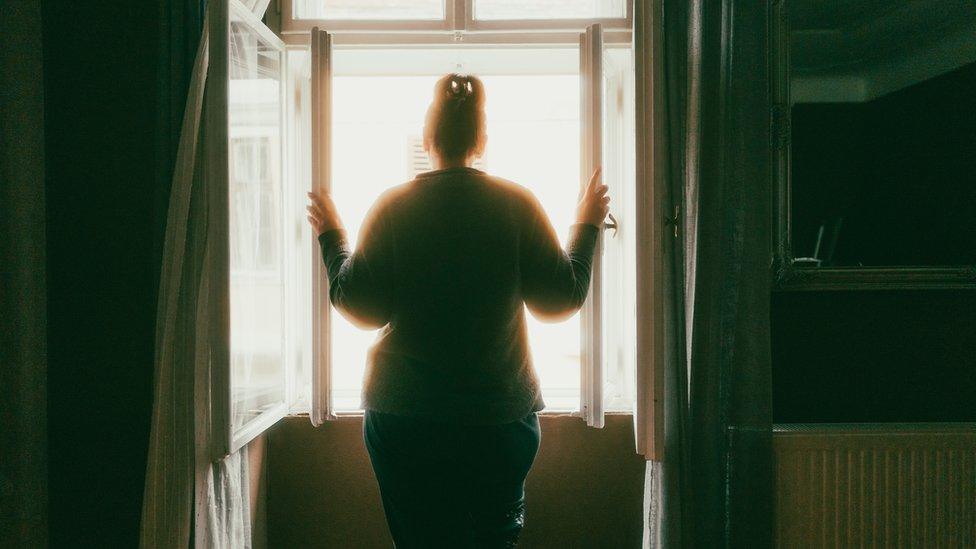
[155,0,207,272]
[685,1,773,547]
[655,0,693,546]
[140,1,209,546]
[0,2,48,546]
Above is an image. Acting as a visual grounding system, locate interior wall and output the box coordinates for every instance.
[772,290,976,423]
[1,2,48,546]
[42,1,164,545]
[249,434,269,549]
[267,414,645,548]
[781,62,976,426]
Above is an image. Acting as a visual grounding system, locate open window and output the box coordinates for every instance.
[580,24,639,427]
[206,0,294,457]
[298,19,636,428]
[207,0,655,458]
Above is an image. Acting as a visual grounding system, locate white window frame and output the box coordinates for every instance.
[462,0,632,32]
[207,0,291,458]
[580,23,605,427]
[309,27,334,426]
[303,20,630,429]
[283,0,457,33]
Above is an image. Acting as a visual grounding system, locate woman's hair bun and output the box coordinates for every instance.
[425,73,486,160]
[447,77,474,103]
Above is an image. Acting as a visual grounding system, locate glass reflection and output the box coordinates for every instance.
[228,15,286,434]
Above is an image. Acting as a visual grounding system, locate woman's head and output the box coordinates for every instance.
[423,73,486,165]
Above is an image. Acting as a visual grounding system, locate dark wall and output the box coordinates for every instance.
[43,1,165,545]
[1,2,49,546]
[772,290,976,423]
[267,415,646,548]
[791,62,976,266]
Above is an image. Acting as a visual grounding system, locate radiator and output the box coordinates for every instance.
[774,423,976,548]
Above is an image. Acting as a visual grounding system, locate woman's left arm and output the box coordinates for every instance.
[307,190,392,329]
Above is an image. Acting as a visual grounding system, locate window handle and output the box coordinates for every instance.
[603,212,618,238]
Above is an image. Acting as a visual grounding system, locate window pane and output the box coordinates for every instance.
[294,0,444,20]
[228,15,286,434]
[285,48,314,412]
[600,47,636,412]
[474,0,625,20]
[329,48,581,412]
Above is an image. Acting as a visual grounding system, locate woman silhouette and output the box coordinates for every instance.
[307,73,609,548]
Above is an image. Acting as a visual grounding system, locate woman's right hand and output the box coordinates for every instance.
[576,167,610,228]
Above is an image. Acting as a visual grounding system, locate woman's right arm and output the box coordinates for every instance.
[310,190,393,329]
[520,169,609,322]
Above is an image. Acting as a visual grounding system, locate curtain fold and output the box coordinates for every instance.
[644,0,772,546]
[685,0,773,547]
[201,449,253,548]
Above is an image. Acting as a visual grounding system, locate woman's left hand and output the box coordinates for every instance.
[306,190,344,235]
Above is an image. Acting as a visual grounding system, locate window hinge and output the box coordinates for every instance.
[664,204,680,239]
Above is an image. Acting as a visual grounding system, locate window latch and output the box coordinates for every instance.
[603,212,618,238]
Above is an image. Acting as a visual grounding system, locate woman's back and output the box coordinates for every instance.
[318,166,599,424]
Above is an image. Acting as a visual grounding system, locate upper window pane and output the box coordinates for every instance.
[294,0,444,20]
[474,0,625,20]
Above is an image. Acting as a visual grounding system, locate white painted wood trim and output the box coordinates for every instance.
[279,29,633,46]
[580,23,605,429]
[279,0,632,35]
[632,0,665,460]
[310,27,336,426]
[206,0,233,461]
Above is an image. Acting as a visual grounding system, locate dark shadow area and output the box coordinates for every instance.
[42,1,166,545]
[267,415,645,548]
[772,290,976,423]
[791,62,976,266]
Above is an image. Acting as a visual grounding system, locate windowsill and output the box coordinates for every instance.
[284,410,634,421]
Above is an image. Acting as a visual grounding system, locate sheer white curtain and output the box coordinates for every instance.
[140,1,273,547]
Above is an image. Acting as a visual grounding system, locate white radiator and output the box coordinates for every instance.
[774,423,976,548]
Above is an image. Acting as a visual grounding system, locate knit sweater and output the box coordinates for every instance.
[318,166,599,424]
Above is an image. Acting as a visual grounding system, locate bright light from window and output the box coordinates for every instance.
[294,0,444,20]
[329,51,582,411]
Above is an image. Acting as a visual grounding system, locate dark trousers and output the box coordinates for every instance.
[363,410,541,548]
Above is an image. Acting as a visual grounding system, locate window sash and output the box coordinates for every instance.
[207,0,291,458]
[463,0,632,32]
[579,23,605,428]
[309,27,335,425]
[283,0,456,32]
[632,0,665,460]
